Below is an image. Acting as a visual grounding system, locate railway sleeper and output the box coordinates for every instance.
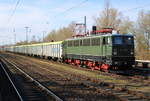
[0,58,63,101]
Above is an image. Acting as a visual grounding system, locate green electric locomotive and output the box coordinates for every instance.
[62,28,135,70]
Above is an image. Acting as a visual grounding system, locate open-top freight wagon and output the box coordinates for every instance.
[4,41,62,60]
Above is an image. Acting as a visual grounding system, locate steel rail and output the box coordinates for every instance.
[1,57,63,101]
[0,63,24,101]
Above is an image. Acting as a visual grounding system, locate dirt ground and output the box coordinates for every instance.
[0,52,150,101]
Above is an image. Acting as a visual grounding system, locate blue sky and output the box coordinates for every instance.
[0,0,150,45]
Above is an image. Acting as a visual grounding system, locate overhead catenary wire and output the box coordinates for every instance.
[122,3,150,12]
[7,0,21,23]
[54,0,89,17]
[45,0,89,35]
[3,0,21,46]
[4,0,150,45]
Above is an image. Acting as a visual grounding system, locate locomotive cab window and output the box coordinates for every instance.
[113,36,134,45]
[102,37,108,45]
[124,36,134,45]
[107,37,111,45]
[113,36,123,45]
[102,38,105,44]
[80,40,83,46]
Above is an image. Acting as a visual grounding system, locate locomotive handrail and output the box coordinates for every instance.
[136,60,150,63]
[135,60,150,68]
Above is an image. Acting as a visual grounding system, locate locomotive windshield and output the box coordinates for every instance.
[113,36,134,45]
[113,36,123,44]
[124,36,133,45]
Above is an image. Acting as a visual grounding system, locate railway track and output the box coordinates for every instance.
[136,60,150,68]
[0,53,150,101]
[0,61,23,101]
[1,56,116,101]
[0,56,63,101]
[109,68,150,77]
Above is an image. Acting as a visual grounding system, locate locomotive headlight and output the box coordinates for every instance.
[114,61,118,65]
[130,51,134,55]
[113,51,117,55]
[113,49,117,55]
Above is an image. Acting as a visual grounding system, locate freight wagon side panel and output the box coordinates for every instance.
[45,42,62,59]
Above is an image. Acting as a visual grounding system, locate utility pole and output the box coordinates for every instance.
[43,31,45,42]
[105,0,110,27]
[75,16,87,36]
[42,31,46,57]
[13,28,16,44]
[84,16,87,34]
[25,26,30,55]
[25,26,29,44]
[13,28,16,52]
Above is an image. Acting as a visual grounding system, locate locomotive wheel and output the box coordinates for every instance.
[101,64,110,71]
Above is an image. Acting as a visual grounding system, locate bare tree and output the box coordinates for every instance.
[30,35,37,44]
[16,41,27,45]
[137,10,150,49]
[44,22,75,41]
[44,30,56,42]
[134,10,150,60]
[118,17,133,34]
[95,0,133,34]
[95,8,122,29]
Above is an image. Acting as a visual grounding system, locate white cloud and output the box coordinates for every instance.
[0,1,103,45]
[0,0,149,45]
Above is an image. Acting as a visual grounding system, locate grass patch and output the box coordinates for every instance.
[37,60,128,84]
[128,86,150,93]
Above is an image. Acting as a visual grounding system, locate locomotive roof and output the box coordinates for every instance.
[66,34,134,41]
